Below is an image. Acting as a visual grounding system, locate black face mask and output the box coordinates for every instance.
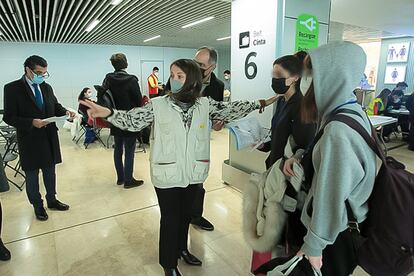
[271,77,290,94]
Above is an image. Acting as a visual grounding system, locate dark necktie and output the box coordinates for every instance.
[32,83,44,109]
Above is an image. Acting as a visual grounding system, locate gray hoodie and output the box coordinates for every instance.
[300,42,377,256]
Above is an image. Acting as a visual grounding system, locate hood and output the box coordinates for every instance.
[105,70,137,83]
[308,41,366,119]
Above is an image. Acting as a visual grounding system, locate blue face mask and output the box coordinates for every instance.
[170,79,184,94]
[32,72,45,85]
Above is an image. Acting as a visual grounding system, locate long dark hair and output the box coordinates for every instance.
[78,87,90,101]
[273,53,306,91]
[169,59,203,105]
[377,88,391,108]
[301,56,318,124]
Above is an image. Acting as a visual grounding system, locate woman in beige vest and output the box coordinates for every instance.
[80,59,276,276]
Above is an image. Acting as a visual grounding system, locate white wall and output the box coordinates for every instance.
[217,48,231,82]
[0,42,196,108]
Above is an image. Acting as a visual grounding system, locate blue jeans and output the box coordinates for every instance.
[25,166,56,207]
[113,136,137,182]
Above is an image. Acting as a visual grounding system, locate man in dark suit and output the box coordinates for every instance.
[3,55,74,221]
[102,53,143,189]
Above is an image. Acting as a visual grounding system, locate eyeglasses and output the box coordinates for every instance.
[31,69,50,79]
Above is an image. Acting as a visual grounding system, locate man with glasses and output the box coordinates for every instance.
[3,55,75,221]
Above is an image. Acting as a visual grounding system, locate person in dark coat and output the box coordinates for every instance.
[260,54,316,169]
[3,55,74,221]
[406,92,414,151]
[102,53,143,189]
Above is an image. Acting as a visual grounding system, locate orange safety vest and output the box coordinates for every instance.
[148,74,159,95]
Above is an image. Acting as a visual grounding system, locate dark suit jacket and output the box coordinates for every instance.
[3,76,67,171]
[102,70,142,137]
[202,72,225,102]
[165,72,225,102]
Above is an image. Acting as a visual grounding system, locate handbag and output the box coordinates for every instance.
[254,255,322,276]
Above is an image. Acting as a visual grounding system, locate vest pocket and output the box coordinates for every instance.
[192,160,210,183]
[152,163,181,184]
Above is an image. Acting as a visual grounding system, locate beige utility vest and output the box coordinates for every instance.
[150,96,211,188]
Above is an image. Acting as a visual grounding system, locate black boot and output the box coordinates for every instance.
[0,239,11,261]
[163,267,182,276]
[180,250,202,266]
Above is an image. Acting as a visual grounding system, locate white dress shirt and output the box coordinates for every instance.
[25,76,44,103]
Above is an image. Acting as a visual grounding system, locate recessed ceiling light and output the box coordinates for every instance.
[143,35,161,42]
[110,0,123,5]
[182,16,215,29]
[85,19,100,32]
[217,36,231,41]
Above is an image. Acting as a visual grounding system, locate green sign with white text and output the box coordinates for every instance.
[295,14,319,52]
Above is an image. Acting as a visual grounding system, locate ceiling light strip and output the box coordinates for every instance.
[61,0,90,43]
[143,35,161,42]
[70,0,106,42]
[90,0,217,44]
[182,16,214,29]
[82,0,156,44]
[216,36,230,41]
[64,0,99,43]
[77,0,127,43]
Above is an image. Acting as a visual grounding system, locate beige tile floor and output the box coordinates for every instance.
[0,129,413,276]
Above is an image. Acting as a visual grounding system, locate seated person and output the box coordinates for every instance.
[366,88,391,115]
[78,88,97,144]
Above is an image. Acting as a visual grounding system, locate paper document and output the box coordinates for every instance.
[226,116,270,151]
[42,116,68,123]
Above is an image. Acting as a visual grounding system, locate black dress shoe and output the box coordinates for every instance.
[408,145,414,151]
[34,206,48,221]
[124,178,144,189]
[191,217,214,231]
[180,250,202,266]
[47,200,70,211]
[0,239,11,261]
[163,268,182,276]
[116,180,124,185]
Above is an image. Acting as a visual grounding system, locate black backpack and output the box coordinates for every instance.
[328,113,414,276]
[94,85,116,109]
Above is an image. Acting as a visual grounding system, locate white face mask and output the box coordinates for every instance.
[224,75,230,80]
[300,75,313,95]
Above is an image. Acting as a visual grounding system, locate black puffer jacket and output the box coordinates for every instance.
[102,70,142,137]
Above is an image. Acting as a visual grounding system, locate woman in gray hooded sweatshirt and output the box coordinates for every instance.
[284,41,376,275]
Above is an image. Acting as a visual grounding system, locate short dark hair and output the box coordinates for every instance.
[78,87,91,101]
[24,55,48,72]
[197,46,218,64]
[396,82,408,88]
[169,59,202,105]
[153,67,159,71]
[110,53,128,71]
[224,70,230,75]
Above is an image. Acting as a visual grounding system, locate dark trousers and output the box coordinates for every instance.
[191,184,205,219]
[155,185,198,269]
[24,166,57,207]
[321,229,360,276]
[113,136,137,182]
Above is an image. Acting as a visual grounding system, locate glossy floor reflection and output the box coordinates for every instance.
[0,129,413,275]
